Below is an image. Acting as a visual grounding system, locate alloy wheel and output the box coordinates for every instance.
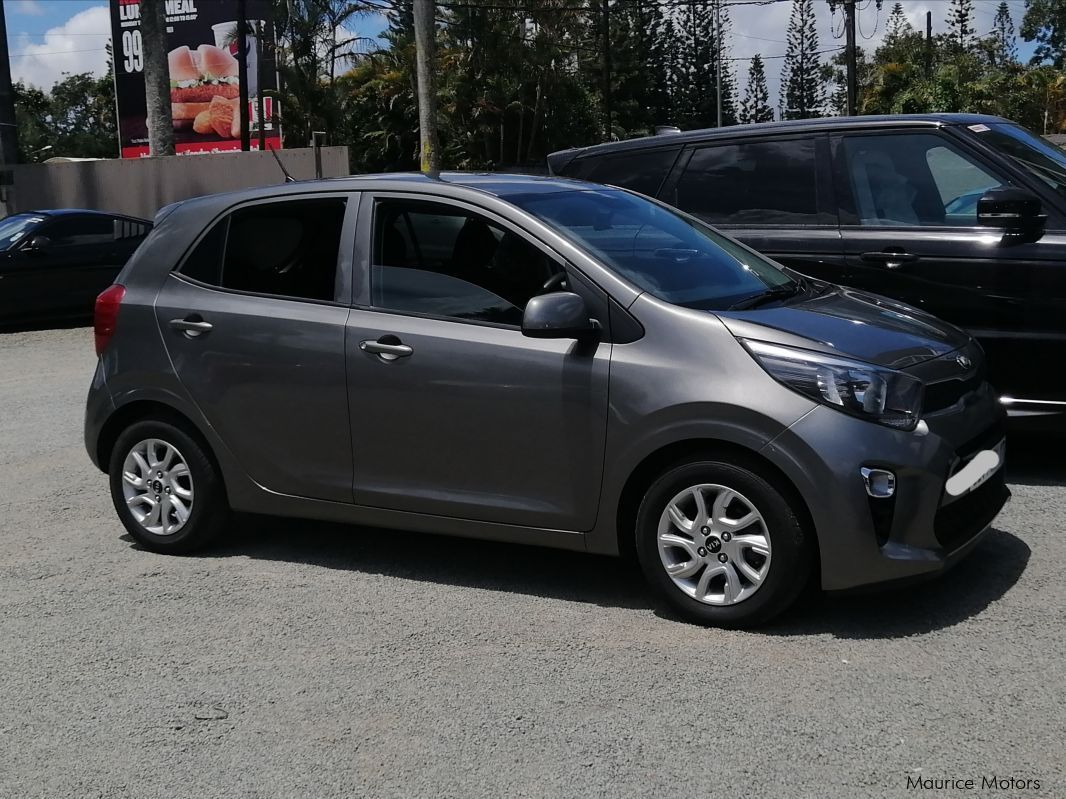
[121,438,195,536]
[656,483,772,605]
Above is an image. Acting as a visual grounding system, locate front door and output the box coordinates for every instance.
[346,194,610,531]
[155,193,356,502]
[833,129,1066,403]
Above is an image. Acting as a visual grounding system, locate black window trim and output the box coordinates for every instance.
[659,132,837,229]
[172,190,358,307]
[830,127,1017,230]
[355,190,617,339]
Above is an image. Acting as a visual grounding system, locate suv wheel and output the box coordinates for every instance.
[108,420,228,554]
[635,459,813,628]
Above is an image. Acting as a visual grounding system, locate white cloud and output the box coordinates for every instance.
[11,0,46,16]
[11,5,111,89]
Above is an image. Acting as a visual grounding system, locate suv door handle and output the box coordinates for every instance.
[860,250,919,270]
[169,316,213,337]
[360,338,413,361]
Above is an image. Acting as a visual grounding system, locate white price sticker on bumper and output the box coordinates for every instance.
[945,447,1002,497]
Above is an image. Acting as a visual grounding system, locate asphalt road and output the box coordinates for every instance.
[0,326,1063,799]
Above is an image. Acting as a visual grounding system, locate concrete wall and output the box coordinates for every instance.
[2,146,350,221]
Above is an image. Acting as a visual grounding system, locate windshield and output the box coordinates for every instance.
[975,123,1066,199]
[506,188,795,310]
[0,214,47,251]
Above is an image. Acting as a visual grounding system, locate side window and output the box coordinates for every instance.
[841,134,1004,227]
[675,138,831,225]
[41,215,114,246]
[371,200,562,326]
[178,197,347,302]
[571,148,680,197]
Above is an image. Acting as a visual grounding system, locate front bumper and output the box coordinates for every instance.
[762,381,1009,591]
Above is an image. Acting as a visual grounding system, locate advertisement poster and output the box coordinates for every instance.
[109,0,281,158]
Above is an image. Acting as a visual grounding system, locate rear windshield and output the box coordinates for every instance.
[505,188,795,310]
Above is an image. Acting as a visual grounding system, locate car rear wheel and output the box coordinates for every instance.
[635,458,813,628]
[108,420,228,554]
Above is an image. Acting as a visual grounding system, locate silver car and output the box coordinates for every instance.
[84,174,1008,627]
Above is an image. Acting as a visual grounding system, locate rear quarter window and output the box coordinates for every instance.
[564,147,680,197]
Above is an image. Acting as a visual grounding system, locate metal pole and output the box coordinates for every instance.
[237,0,250,151]
[925,11,933,78]
[715,0,723,127]
[844,0,857,116]
[602,0,612,138]
[0,1,20,169]
[255,21,266,151]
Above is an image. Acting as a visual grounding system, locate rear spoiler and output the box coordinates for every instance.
[546,148,583,176]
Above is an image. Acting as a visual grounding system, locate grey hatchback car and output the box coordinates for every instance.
[85,174,1009,627]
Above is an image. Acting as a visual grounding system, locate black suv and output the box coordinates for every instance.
[549,114,1066,425]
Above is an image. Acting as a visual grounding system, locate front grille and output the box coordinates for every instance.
[934,469,1009,551]
[923,366,986,413]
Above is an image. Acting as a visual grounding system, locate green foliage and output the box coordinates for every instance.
[12,73,117,161]
[1021,0,1066,68]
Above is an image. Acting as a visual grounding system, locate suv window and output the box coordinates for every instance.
[675,138,830,225]
[42,215,114,246]
[371,200,562,326]
[567,148,679,197]
[178,198,347,302]
[841,133,1004,227]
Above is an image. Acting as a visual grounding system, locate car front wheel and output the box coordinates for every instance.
[108,419,228,554]
[635,458,813,628]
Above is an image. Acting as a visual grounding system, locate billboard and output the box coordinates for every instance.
[109,0,281,158]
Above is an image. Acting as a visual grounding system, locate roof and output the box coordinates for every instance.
[166,171,606,216]
[26,208,151,222]
[547,113,1014,167]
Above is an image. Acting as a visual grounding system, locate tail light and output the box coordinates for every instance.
[94,284,125,355]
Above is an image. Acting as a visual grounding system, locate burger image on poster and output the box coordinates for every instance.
[168,43,242,139]
[212,20,260,97]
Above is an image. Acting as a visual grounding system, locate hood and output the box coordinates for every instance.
[716,284,972,370]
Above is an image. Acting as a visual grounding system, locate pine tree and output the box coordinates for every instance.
[947,0,976,51]
[991,2,1018,65]
[739,54,772,124]
[780,0,823,120]
[884,3,913,46]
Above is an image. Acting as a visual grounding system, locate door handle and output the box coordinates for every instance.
[169,316,213,337]
[360,338,413,361]
[860,250,919,270]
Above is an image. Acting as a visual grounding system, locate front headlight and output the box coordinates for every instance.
[741,339,923,431]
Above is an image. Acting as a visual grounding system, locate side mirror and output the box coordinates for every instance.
[977,187,1046,230]
[522,291,599,339]
[25,234,52,252]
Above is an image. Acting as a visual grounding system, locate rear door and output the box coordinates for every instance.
[658,134,846,283]
[832,128,1066,402]
[154,193,357,502]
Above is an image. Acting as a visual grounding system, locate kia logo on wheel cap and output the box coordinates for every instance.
[956,354,972,370]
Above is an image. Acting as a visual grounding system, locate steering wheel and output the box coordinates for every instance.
[538,272,569,295]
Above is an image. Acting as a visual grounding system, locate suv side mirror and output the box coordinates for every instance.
[522,291,598,339]
[977,187,1046,230]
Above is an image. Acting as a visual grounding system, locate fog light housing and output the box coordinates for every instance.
[860,467,896,498]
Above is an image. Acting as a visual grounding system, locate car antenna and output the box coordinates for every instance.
[269,147,297,183]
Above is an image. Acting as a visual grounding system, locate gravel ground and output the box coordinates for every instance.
[0,325,1063,799]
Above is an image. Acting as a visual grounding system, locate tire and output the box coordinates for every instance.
[635,458,813,628]
[108,419,229,554]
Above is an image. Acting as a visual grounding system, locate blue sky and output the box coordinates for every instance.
[4,0,1041,99]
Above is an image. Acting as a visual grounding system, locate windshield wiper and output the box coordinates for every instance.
[728,283,802,311]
